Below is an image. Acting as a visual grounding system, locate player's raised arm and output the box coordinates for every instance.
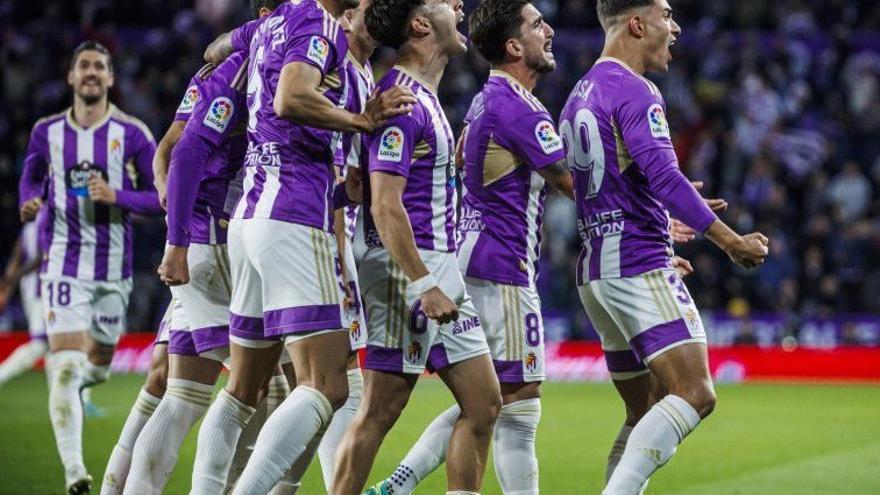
[204,31,234,64]
[18,125,48,222]
[152,120,187,210]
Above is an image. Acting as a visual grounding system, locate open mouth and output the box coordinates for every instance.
[544,40,553,53]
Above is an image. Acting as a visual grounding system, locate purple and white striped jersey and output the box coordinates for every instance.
[336,54,374,243]
[166,53,248,246]
[458,71,565,287]
[559,58,716,284]
[19,106,160,281]
[234,0,349,232]
[363,66,457,253]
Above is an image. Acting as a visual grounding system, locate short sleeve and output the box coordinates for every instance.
[174,77,202,123]
[283,32,338,76]
[368,112,422,178]
[500,108,565,171]
[184,76,245,147]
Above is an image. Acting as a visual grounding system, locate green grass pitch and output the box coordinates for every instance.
[1,373,879,494]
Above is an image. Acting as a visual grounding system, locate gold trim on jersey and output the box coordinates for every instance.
[489,69,548,113]
[65,103,115,133]
[482,137,521,186]
[393,65,437,95]
[612,119,634,172]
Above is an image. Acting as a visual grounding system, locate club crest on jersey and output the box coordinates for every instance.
[204,97,234,133]
[534,120,563,154]
[647,104,670,138]
[110,138,123,160]
[177,86,199,114]
[379,127,404,162]
[307,36,330,67]
[407,341,423,363]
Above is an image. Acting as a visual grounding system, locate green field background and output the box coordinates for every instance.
[1,374,878,494]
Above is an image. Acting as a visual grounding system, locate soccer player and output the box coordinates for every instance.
[18,40,161,494]
[559,1,769,493]
[331,1,503,494]
[189,0,416,493]
[0,217,47,388]
[370,2,566,493]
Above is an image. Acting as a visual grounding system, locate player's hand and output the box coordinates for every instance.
[154,174,168,211]
[670,256,694,277]
[670,219,697,243]
[157,245,190,286]
[728,232,769,269]
[19,197,42,222]
[420,287,459,325]
[88,175,117,205]
[691,181,728,212]
[359,86,417,133]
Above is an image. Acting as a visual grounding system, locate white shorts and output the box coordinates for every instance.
[578,268,706,380]
[465,277,545,383]
[42,275,132,346]
[155,295,179,345]
[360,248,489,375]
[22,279,45,339]
[228,218,349,343]
[167,243,232,357]
[342,239,367,352]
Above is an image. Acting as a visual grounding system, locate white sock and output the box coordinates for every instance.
[231,386,333,494]
[123,379,213,495]
[190,389,255,495]
[493,398,541,495]
[100,388,162,494]
[47,350,88,486]
[226,375,289,492]
[603,395,701,495]
[606,424,633,482]
[317,368,363,490]
[0,339,47,387]
[82,360,111,387]
[387,404,460,494]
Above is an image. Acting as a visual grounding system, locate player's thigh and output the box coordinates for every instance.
[89,278,132,347]
[42,276,93,346]
[360,369,419,430]
[145,343,169,397]
[612,372,654,424]
[438,352,501,421]
[578,282,648,380]
[251,220,347,340]
[284,331,350,405]
[168,353,223,385]
[593,269,706,364]
[225,341,284,406]
[645,342,713,402]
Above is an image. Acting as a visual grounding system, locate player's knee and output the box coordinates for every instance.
[145,366,168,397]
[319,378,350,411]
[362,397,406,433]
[461,393,502,433]
[678,386,716,418]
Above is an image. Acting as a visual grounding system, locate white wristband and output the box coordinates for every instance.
[410,273,439,295]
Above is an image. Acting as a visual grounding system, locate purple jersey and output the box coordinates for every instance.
[231,17,264,53]
[336,54,374,242]
[166,53,248,246]
[234,0,349,232]
[363,66,457,253]
[559,58,716,283]
[19,106,160,281]
[458,71,565,286]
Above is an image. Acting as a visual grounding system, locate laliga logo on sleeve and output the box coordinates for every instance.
[177,86,199,114]
[307,36,330,67]
[204,97,235,132]
[647,103,670,138]
[378,126,404,162]
[534,120,563,154]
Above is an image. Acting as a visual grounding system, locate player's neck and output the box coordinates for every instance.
[396,44,448,94]
[348,37,376,67]
[318,0,346,18]
[601,37,646,75]
[493,63,538,92]
[71,98,111,129]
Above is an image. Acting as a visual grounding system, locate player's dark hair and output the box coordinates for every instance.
[469,0,531,66]
[250,0,284,17]
[365,0,426,50]
[70,40,113,71]
[596,0,655,28]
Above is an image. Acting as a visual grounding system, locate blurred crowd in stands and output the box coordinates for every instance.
[1,0,879,343]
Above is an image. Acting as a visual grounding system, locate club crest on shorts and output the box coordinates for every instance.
[525,352,538,372]
[407,341,423,363]
[349,320,361,340]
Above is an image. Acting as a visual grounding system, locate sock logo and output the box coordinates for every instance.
[639,447,664,466]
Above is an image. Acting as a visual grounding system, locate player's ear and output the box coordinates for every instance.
[505,37,524,61]
[410,13,432,39]
[628,14,646,39]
